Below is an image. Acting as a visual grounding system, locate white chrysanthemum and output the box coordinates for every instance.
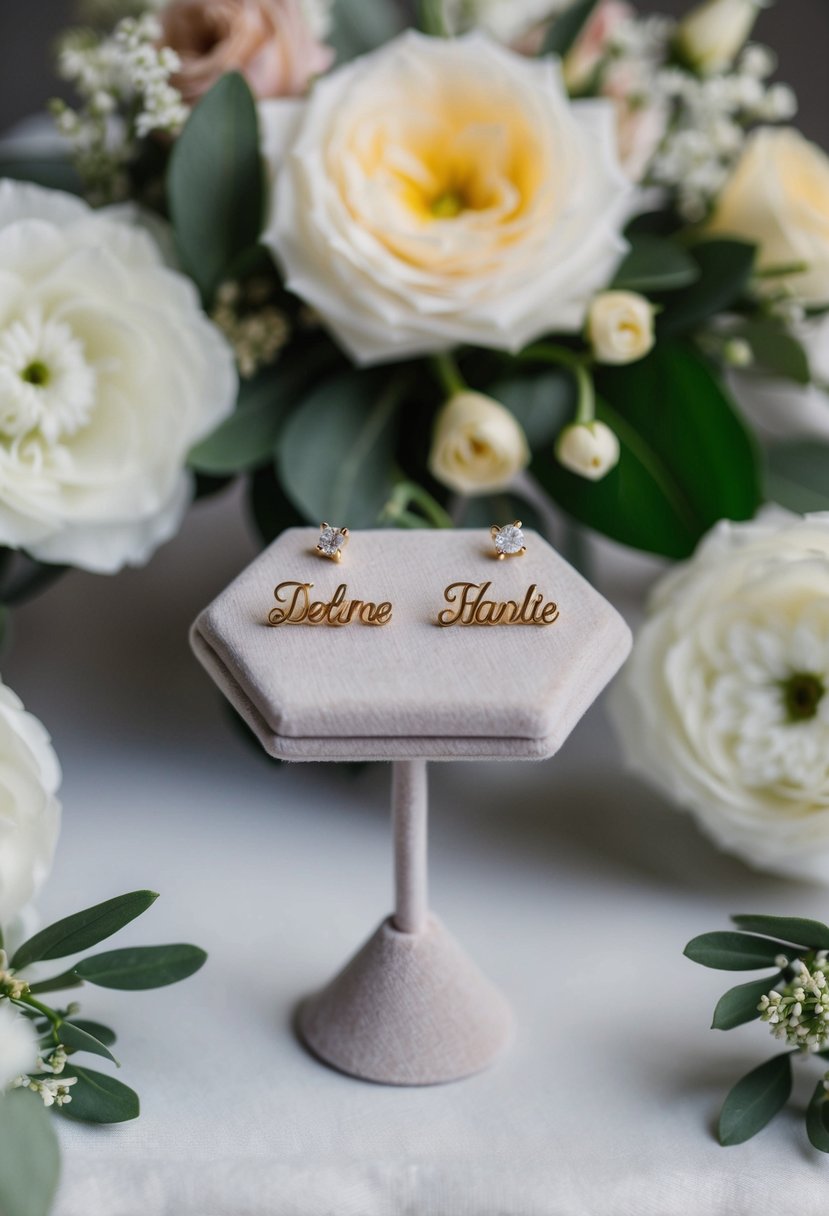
[261,31,630,365]
[0,680,61,930]
[0,181,237,572]
[0,1002,38,1091]
[610,510,829,881]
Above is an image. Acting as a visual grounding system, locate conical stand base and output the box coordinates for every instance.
[298,916,512,1086]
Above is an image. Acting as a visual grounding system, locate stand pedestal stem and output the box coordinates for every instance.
[392,759,428,935]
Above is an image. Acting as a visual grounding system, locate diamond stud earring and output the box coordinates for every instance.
[316,522,349,561]
[490,521,526,560]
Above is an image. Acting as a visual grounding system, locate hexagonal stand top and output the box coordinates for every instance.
[190,527,631,762]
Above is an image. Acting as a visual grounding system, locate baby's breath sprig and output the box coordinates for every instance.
[685,914,829,1152]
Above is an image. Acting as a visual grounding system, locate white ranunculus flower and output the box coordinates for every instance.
[555,420,620,480]
[261,31,630,365]
[708,128,829,307]
[587,290,655,364]
[676,0,761,75]
[729,314,829,442]
[0,681,61,930]
[0,180,237,573]
[0,1002,38,1089]
[428,390,529,495]
[610,510,829,881]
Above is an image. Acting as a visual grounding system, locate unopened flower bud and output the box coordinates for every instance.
[555,421,621,482]
[676,0,763,75]
[587,291,655,365]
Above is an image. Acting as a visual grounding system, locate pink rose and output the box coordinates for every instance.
[563,0,634,93]
[159,0,334,104]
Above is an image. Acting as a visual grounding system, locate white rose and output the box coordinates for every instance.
[676,0,761,75]
[609,510,829,881]
[729,314,829,442]
[0,681,61,930]
[708,128,829,306]
[0,180,237,573]
[0,1002,38,1090]
[429,391,529,495]
[261,31,630,365]
[555,420,620,480]
[587,290,655,364]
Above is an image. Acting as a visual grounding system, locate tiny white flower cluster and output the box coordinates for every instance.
[36,1046,68,1076]
[759,954,829,1052]
[210,281,291,379]
[0,951,29,1002]
[53,14,188,203]
[13,1072,78,1108]
[650,42,797,220]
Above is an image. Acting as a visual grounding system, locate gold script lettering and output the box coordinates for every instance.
[436,582,559,627]
[267,582,393,627]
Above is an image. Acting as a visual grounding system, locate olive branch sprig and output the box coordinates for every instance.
[685,914,829,1151]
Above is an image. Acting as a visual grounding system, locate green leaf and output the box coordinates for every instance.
[542,0,601,56]
[277,370,401,527]
[0,1089,60,1216]
[733,319,811,384]
[684,931,793,970]
[658,240,757,337]
[766,442,829,513]
[27,968,84,995]
[69,1020,116,1048]
[60,1020,119,1065]
[806,1081,829,1153]
[12,890,159,970]
[732,915,829,951]
[0,156,82,193]
[455,493,545,537]
[75,943,207,990]
[188,357,320,475]
[535,342,761,559]
[248,466,305,545]
[59,1066,139,1124]
[718,1054,792,1146]
[329,0,403,60]
[712,974,783,1031]
[167,72,264,303]
[612,235,700,293]
[487,371,576,450]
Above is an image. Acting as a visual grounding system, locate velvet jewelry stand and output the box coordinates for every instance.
[190,528,631,1085]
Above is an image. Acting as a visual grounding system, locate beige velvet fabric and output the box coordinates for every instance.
[190,528,631,760]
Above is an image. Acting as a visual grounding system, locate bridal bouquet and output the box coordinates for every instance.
[0,0,823,604]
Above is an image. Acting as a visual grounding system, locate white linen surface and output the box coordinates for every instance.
[7,488,829,1216]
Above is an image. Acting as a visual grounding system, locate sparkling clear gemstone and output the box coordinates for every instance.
[494,524,524,555]
[318,526,345,556]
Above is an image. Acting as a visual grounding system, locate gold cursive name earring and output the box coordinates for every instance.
[436,581,559,627]
[267,582,393,627]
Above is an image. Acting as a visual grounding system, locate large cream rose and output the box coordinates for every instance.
[708,128,829,306]
[0,181,237,572]
[0,680,61,931]
[610,511,829,881]
[261,31,630,364]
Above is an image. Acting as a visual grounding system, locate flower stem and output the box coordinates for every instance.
[574,364,596,425]
[431,352,465,397]
[383,480,453,529]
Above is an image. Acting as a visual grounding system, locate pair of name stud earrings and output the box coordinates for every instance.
[314,521,528,562]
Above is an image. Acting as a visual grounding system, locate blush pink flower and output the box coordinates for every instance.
[159,0,333,104]
[563,0,634,93]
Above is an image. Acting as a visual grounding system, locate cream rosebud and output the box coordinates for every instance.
[428,391,530,495]
[708,128,829,306]
[676,0,761,75]
[587,291,655,365]
[555,421,620,481]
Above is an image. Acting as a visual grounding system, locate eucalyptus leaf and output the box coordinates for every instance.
[167,72,263,303]
[612,235,699,293]
[542,0,601,56]
[59,1066,139,1124]
[731,915,829,951]
[718,1054,792,1146]
[766,442,829,513]
[12,890,158,970]
[75,943,207,990]
[658,240,756,337]
[277,370,401,527]
[329,0,403,60]
[733,320,811,384]
[27,968,84,995]
[60,1020,119,1065]
[0,156,81,193]
[712,973,783,1031]
[806,1081,829,1153]
[684,931,793,970]
[454,494,545,537]
[0,1089,60,1216]
[487,371,576,450]
[248,465,305,544]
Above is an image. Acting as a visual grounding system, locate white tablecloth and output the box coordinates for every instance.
[7,489,829,1216]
